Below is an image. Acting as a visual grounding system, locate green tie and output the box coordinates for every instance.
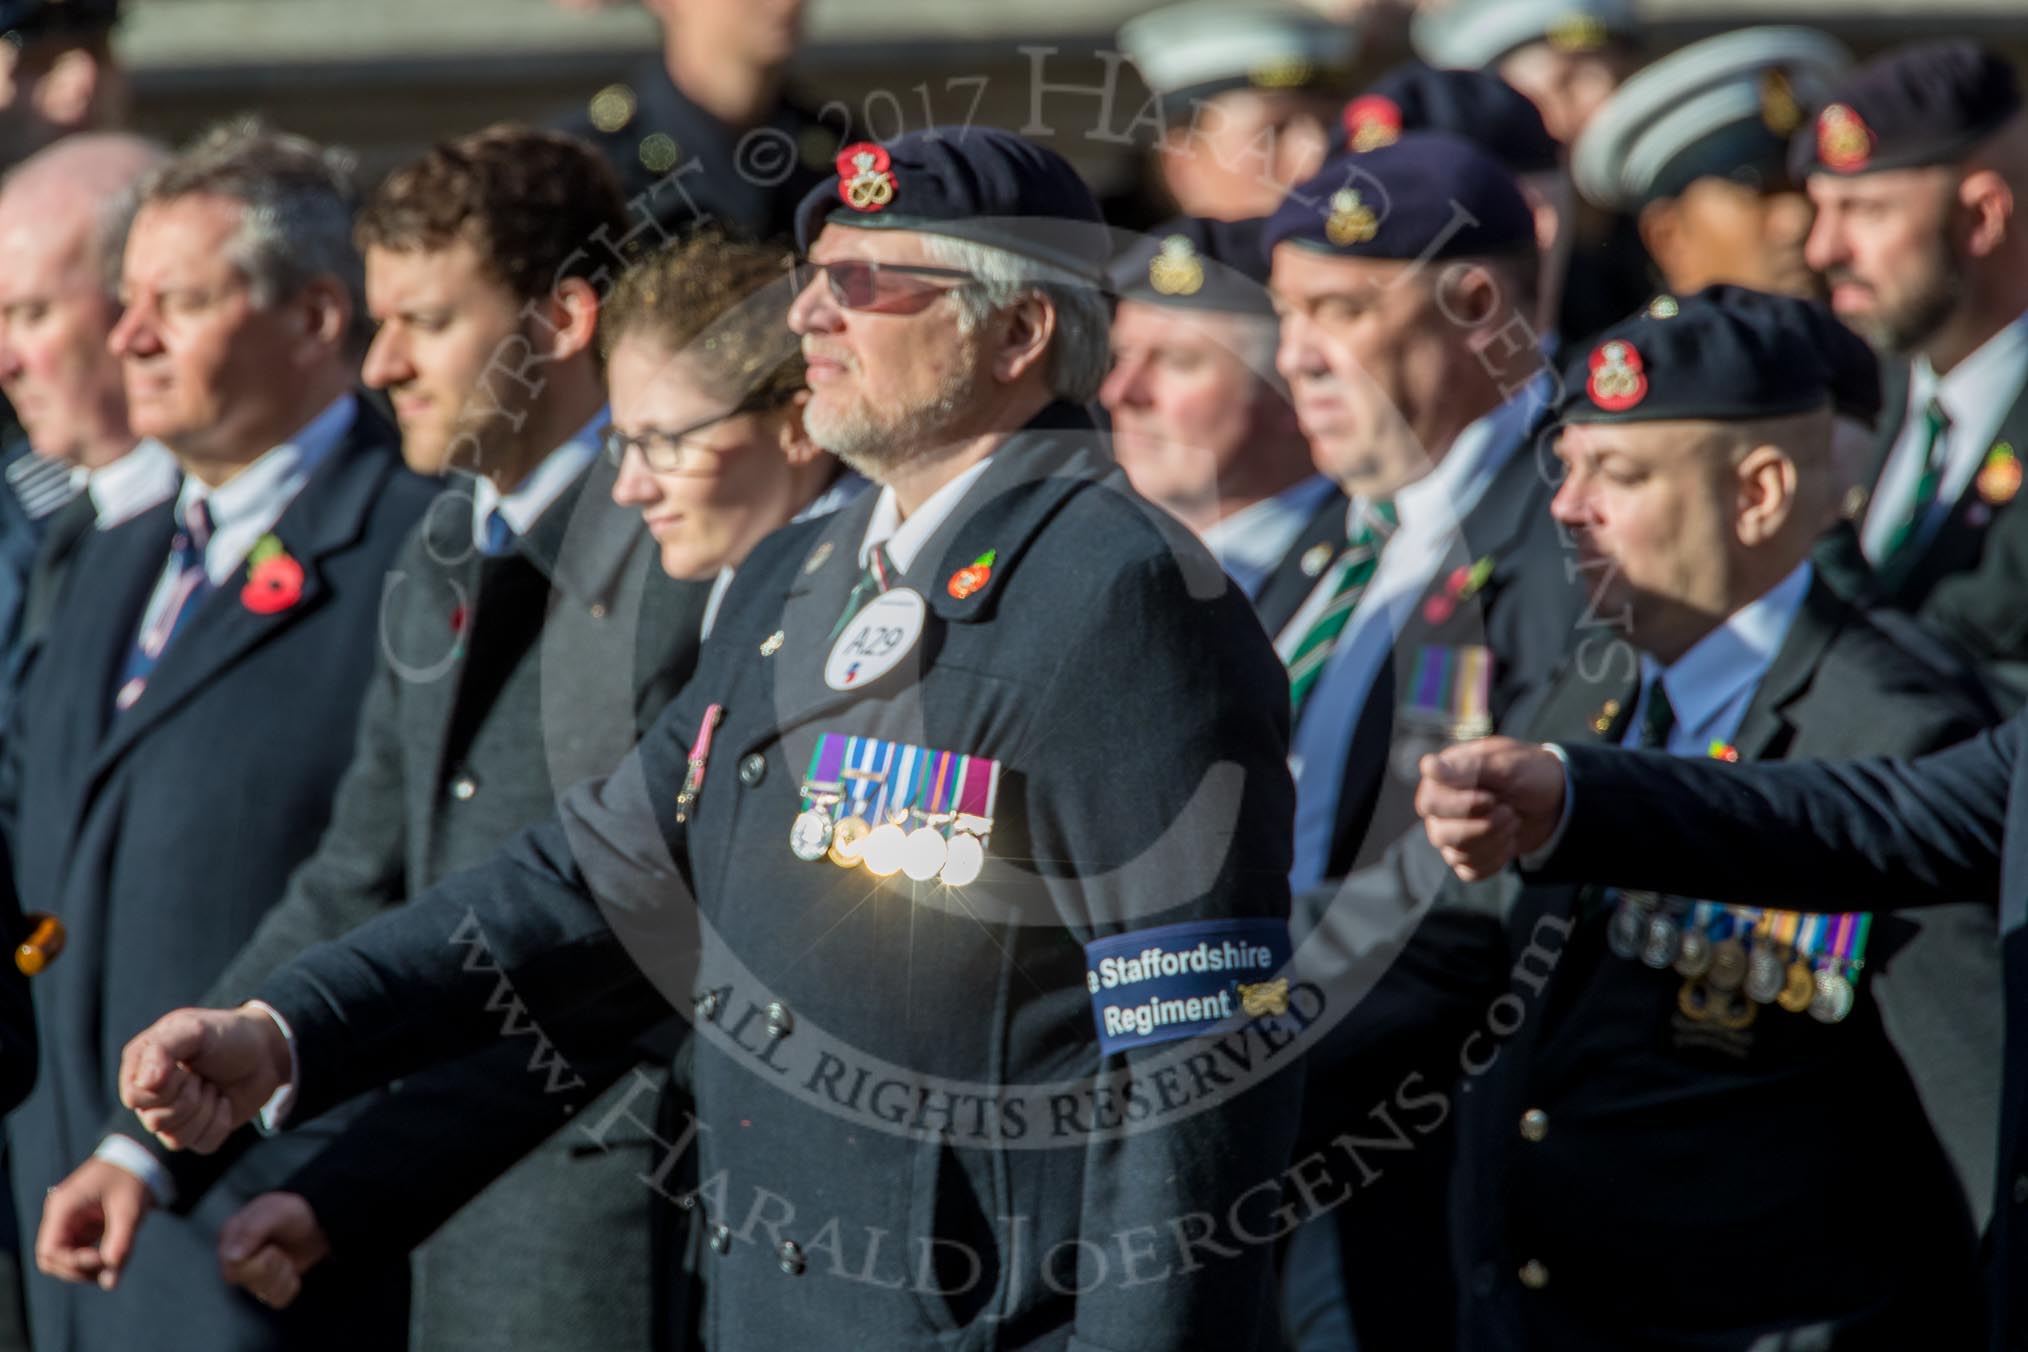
[1879,398,1951,570]
[1634,676,1676,750]
[1286,499,1398,718]
[828,543,897,644]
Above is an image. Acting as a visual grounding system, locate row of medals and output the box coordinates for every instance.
[789,790,988,887]
[1608,890,1856,1029]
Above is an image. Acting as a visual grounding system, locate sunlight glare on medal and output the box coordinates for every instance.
[860,823,907,877]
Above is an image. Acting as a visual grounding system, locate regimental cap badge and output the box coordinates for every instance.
[1249,59,1314,90]
[1817,103,1874,173]
[1147,235,1205,297]
[1325,188,1379,247]
[1342,95,1403,153]
[1760,68,1803,138]
[1547,12,1608,53]
[1587,339,1647,412]
[1978,442,2021,505]
[836,141,897,213]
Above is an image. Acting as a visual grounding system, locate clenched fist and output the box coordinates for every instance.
[219,1193,329,1309]
[1415,737,1568,880]
[119,1006,292,1154]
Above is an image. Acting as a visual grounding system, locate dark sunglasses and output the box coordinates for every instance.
[791,258,976,314]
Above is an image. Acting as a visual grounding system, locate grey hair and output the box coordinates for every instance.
[141,117,365,347]
[917,233,1112,405]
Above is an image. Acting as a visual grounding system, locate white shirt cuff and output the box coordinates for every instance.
[1516,742,1573,872]
[244,1000,299,1134]
[93,1135,174,1209]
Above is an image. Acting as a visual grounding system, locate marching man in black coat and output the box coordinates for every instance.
[118,128,1306,1352]
[3,123,433,1352]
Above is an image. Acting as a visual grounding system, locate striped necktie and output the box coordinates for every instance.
[480,507,516,558]
[1286,499,1398,718]
[1877,397,1951,571]
[114,497,215,713]
[829,543,897,644]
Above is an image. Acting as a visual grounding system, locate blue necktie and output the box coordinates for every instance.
[115,498,215,713]
[481,508,516,558]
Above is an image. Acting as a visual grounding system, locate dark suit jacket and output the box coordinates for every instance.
[1855,360,2028,664]
[3,406,433,1352]
[126,456,710,1352]
[1253,487,1348,641]
[254,407,1305,1352]
[1448,575,1998,1350]
[1534,665,2028,1348]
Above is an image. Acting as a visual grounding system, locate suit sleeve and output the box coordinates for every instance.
[1019,550,1302,1352]
[280,1033,652,1258]
[254,690,702,1125]
[1538,716,2014,908]
[116,645,416,1204]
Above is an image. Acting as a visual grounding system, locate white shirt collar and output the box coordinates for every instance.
[1645,560,1814,749]
[469,409,610,541]
[87,440,178,529]
[173,394,355,584]
[1202,475,1336,577]
[859,456,997,574]
[1913,311,2028,427]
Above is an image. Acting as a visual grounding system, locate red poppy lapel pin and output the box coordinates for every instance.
[242,534,304,615]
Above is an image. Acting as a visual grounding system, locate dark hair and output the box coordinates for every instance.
[356,124,628,302]
[600,231,806,412]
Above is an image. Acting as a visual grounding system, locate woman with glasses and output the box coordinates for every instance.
[604,232,862,632]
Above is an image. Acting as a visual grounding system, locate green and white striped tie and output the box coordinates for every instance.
[1286,498,1398,718]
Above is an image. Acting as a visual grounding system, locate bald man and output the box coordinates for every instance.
[0,131,174,671]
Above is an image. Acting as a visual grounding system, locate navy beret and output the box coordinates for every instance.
[1107,217,1274,316]
[1,0,117,39]
[1333,63,1558,175]
[1792,40,2022,180]
[793,128,1107,282]
[1678,284,1881,427]
[1264,132,1536,263]
[1556,288,1833,425]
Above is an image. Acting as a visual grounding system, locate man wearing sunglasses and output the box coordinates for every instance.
[118,128,1305,1351]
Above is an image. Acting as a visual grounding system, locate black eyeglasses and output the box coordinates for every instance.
[603,402,772,476]
[791,258,976,314]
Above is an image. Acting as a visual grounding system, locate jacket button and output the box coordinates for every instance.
[777,1240,806,1276]
[765,1002,794,1038]
[449,772,479,801]
[588,602,608,620]
[708,1225,731,1254]
[2014,1174,2028,1205]
[1518,1260,1549,1290]
[739,754,767,787]
[695,991,721,1020]
[1519,1109,1549,1143]
[676,1191,696,1211]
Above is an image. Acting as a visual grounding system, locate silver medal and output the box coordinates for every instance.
[788,808,835,862]
[1640,911,1682,969]
[1745,945,1786,1004]
[1808,968,1855,1024]
[1673,926,1712,979]
[1608,900,1644,960]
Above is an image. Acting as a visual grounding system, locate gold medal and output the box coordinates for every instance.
[1778,960,1816,1014]
[1677,980,1710,1023]
[1710,987,1758,1031]
[828,815,871,867]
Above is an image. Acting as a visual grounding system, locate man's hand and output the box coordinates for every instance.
[34,1157,154,1291]
[1416,738,1568,880]
[219,1193,329,1310]
[119,1006,290,1153]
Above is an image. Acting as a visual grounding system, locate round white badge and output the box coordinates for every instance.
[825,588,927,692]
